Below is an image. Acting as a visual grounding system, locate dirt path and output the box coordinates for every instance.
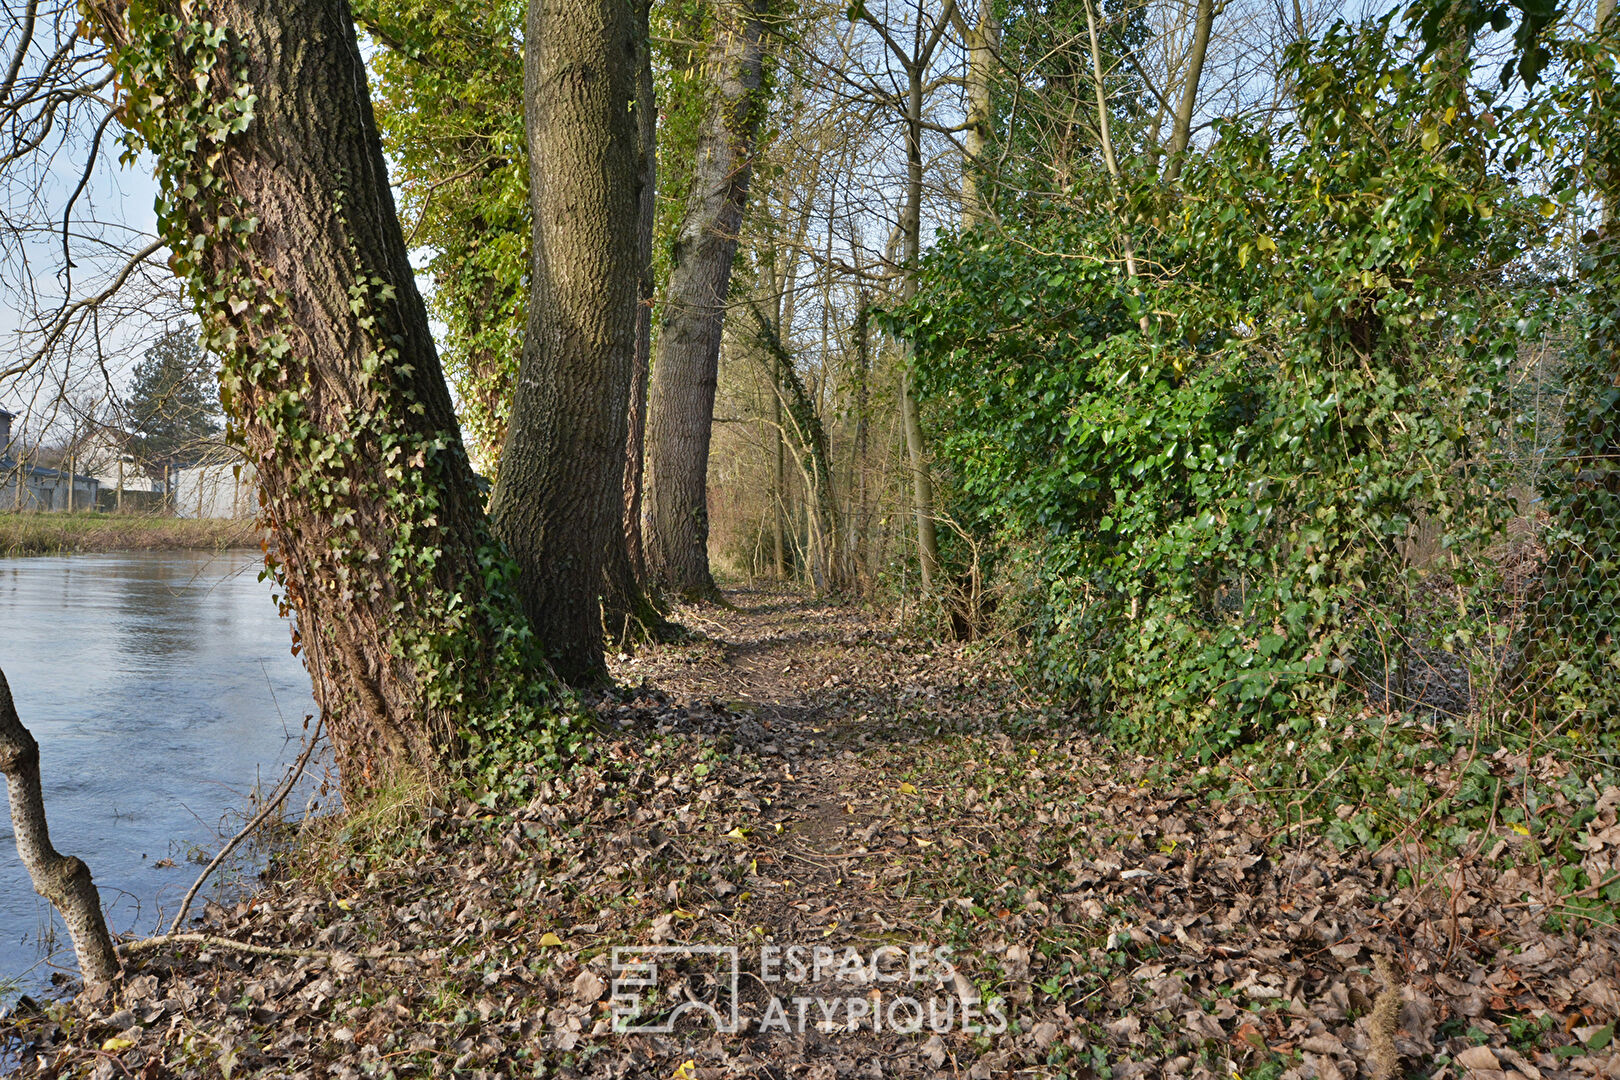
[6,588,1619,1079]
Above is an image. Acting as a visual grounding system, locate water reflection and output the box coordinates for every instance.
[0,550,320,998]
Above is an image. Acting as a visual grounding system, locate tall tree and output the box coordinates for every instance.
[643,0,774,599]
[1160,0,1220,185]
[488,0,644,680]
[851,0,959,593]
[957,0,1000,226]
[85,0,571,798]
[357,0,664,647]
[600,0,672,643]
[122,325,220,474]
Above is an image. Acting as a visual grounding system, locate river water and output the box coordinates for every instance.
[0,550,320,1001]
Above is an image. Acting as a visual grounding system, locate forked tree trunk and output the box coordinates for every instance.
[0,668,120,988]
[643,0,771,599]
[86,0,561,797]
[490,0,643,682]
[1162,0,1218,185]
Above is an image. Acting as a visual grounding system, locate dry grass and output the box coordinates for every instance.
[0,513,259,556]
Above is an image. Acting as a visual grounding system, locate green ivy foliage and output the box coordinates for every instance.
[1526,24,1620,740]
[894,17,1554,755]
[357,0,528,470]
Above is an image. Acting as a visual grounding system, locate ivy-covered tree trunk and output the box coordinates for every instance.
[489,0,643,681]
[87,0,568,799]
[643,0,771,599]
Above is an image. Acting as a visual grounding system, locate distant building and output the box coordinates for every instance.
[172,442,259,520]
[0,407,102,512]
[73,422,161,511]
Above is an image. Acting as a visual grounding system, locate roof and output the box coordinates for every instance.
[0,456,99,484]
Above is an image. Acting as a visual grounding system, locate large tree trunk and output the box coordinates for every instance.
[489,0,643,682]
[643,0,771,600]
[86,0,562,798]
[0,668,120,989]
[601,0,669,645]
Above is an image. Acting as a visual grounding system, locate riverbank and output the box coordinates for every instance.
[0,514,259,556]
[4,589,1619,1078]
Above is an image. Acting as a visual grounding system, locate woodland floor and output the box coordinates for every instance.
[4,587,1620,1079]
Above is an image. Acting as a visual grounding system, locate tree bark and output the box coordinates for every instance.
[600,0,669,645]
[624,12,657,586]
[489,0,643,682]
[1162,0,1218,185]
[643,0,771,600]
[960,0,999,227]
[0,667,120,988]
[86,0,562,797]
[900,63,941,593]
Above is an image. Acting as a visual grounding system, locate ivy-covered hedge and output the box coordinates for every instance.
[895,18,1557,755]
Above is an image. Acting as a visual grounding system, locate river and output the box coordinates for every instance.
[0,550,320,1002]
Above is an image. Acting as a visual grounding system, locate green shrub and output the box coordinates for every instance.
[894,16,1555,755]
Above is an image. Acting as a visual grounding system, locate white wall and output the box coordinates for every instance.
[172,461,258,519]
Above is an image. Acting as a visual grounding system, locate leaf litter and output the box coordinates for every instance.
[3,587,1619,1079]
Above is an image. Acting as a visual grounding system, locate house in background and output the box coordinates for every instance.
[0,406,102,511]
[73,421,163,512]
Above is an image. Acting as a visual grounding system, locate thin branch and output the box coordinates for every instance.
[168,717,325,934]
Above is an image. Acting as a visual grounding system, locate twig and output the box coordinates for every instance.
[168,717,324,934]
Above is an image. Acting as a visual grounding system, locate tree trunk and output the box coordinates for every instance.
[643,0,771,600]
[753,305,837,590]
[600,0,669,646]
[772,380,788,578]
[851,294,871,584]
[86,0,563,798]
[488,0,643,683]
[1162,0,1217,186]
[0,667,120,988]
[624,12,657,586]
[900,63,941,593]
[960,0,999,227]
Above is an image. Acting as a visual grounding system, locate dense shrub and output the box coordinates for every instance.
[895,18,1556,755]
